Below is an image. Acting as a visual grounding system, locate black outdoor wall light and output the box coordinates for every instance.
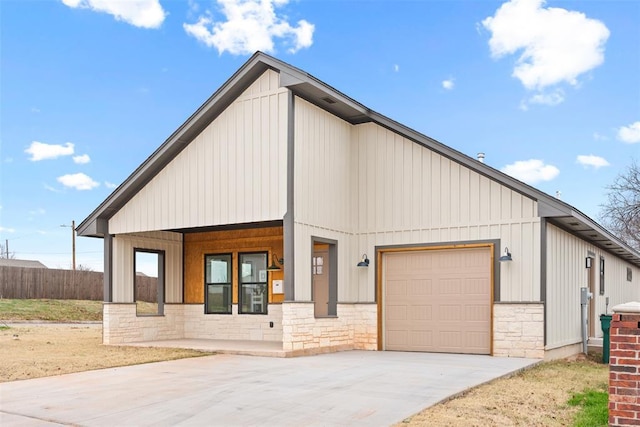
[357,254,370,267]
[499,247,512,262]
[267,254,284,271]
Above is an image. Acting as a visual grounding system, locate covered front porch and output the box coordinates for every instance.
[102,223,377,354]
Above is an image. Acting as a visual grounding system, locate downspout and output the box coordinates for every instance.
[540,217,547,347]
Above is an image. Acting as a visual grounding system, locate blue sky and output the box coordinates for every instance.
[1,0,639,272]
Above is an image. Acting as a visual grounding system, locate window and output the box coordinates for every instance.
[599,256,605,295]
[205,254,232,314]
[134,249,165,316]
[239,252,268,314]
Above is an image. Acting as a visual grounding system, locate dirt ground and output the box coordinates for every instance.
[0,324,209,382]
[1,324,608,426]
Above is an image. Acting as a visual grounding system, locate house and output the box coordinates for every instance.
[78,52,640,359]
[0,258,47,269]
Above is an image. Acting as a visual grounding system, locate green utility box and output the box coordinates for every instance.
[600,314,612,364]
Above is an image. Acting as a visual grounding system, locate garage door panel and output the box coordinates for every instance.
[438,279,462,295]
[408,305,433,321]
[386,330,408,347]
[465,305,490,321]
[439,331,462,349]
[465,331,490,351]
[384,247,491,355]
[409,330,433,348]
[438,305,462,321]
[386,305,408,321]
[386,280,408,296]
[409,279,432,295]
[464,278,489,294]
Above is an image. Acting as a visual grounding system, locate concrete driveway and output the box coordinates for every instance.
[1,351,538,426]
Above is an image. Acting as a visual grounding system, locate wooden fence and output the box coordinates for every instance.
[0,266,158,302]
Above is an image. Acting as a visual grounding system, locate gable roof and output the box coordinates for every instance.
[77,52,640,267]
[0,258,47,269]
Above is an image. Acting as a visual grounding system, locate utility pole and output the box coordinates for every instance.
[60,221,76,271]
[5,239,8,258]
[71,219,76,271]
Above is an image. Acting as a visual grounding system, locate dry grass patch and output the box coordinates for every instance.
[398,356,608,427]
[0,325,210,382]
[0,299,103,322]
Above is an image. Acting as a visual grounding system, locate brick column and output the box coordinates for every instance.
[609,302,640,427]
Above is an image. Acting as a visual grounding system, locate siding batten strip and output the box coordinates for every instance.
[283,90,295,300]
[104,233,113,302]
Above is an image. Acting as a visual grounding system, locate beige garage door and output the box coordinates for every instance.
[384,247,492,354]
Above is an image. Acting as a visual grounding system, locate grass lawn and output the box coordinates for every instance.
[0,298,103,322]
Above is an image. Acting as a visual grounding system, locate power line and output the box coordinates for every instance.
[14,250,102,255]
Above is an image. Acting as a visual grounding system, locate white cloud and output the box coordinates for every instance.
[442,78,455,90]
[29,208,47,216]
[501,159,559,184]
[104,181,118,189]
[183,0,314,55]
[593,132,609,141]
[526,89,564,107]
[57,173,100,190]
[577,154,610,169]
[25,141,74,161]
[617,121,640,144]
[61,0,166,29]
[0,226,16,233]
[73,154,91,164]
[44,183,63,193]
[482,0,609,93]
[188,0,200,15]
[393,64,399,72]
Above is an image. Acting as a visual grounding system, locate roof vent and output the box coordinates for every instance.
[322,96,337,105]
[555,190,562,199]
[477,152,485,163]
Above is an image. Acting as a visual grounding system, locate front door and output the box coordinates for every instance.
[313,247,329,317]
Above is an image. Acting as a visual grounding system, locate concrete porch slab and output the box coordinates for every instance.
[120,339,356,358]
[123,338,286,357]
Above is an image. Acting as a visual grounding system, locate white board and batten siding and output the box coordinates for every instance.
[546,223,640,348]
[293,98,542,303]
[111,231,182,303]
[293,98,355,301]
[351,123,541,303]
[109,70,288,235]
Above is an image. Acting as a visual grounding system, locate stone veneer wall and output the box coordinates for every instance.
[282,302,377,354]
[609,302,640,427]
[103,303,185,344]
[183,304,283,341]
[493,303,545,359]
[103,303,284,344]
